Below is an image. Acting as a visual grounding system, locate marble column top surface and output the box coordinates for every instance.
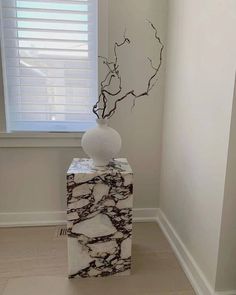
[67,158,133,175]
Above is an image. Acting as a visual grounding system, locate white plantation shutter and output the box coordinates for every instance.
[0,0,98,132]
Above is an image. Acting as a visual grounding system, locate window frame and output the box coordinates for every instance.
[0,0,108,147]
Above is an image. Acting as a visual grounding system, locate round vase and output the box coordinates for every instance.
[81,119,121,166]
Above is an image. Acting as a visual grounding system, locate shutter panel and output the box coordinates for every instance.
[0,0,98,132]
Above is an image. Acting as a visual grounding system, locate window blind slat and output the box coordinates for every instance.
[9,121,95,132]
[3,17,89,24]
[11,8,89,15]
[4,28,91,34]
[8,86,91,96]
[7,58,94,68]
[4,29,90,40]
[10,103,92,106]
[6,46,90,52]
[6,49,91,59]
[3,8,90,16]
[9,96,92,104]
[2,0,90,7]
[5,38,90,44]
[1,0,98,132]
[8,77,94,86]
[7,68,94,78]
[4,19,91,31]
[3,11,89,22]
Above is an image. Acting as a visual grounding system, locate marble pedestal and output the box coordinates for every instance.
[66,158,133,278]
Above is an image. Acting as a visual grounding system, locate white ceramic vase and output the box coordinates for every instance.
[81,119,121,166]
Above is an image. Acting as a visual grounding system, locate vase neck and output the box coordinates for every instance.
[96,118,108,126]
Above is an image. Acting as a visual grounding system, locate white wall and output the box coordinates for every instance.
[108,0,167,208]
[0,147,83,213]
[0,0,167,216]
[160,0,236,290]
[215,77,236,291]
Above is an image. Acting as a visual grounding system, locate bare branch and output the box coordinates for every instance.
[93,30,130,118]
[103,20,164,119]
[147,57,157,70]
[93,20,164,119]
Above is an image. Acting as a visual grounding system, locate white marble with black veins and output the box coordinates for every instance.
[67,158,133,278]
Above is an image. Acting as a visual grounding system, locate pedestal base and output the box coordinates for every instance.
[67,158,133,278]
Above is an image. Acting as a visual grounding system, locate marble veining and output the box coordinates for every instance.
[67,158,133,278]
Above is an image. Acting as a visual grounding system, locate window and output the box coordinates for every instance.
[0,0,98,132]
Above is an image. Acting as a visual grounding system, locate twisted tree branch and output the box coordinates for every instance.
[93,30,130,118]
[92,20,163,119]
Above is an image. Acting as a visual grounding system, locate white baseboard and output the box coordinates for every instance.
[0,211,67,227]
[156,208,214,295]
[156,209,236,295]
[133,208,158,222]
[0,208,158,227]
[215,291,236,295]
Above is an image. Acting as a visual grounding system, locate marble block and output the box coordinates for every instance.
[66,158,133,278]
